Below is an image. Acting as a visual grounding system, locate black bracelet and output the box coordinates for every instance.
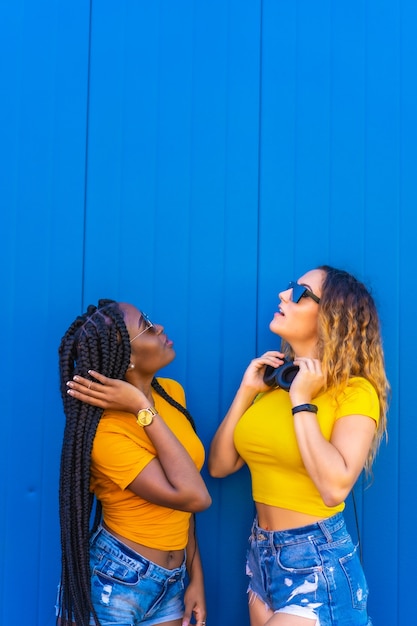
[291,403,318,415]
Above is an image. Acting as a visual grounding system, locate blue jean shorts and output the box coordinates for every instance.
[246,513,372,626]
[56,524,186,626]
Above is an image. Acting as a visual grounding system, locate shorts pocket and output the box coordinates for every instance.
[276,540,323,574]
[92,554,141,586]
[339,544,369,610]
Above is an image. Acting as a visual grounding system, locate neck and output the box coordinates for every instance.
[125,371,155,403]
[289,340,318,359]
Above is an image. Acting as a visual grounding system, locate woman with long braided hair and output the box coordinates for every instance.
[57,300,211,626]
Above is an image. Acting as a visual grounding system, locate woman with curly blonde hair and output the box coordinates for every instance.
[209,265,389,626]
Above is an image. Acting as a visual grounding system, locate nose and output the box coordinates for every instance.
[154,323,164,335]
[279,286,292,303]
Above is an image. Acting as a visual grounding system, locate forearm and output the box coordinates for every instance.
[186,516,204,584]
[144,416,211,510]
[208,384,257,477]
[287,359,376,507]
[293,412,356,506]
[181,515,207,626]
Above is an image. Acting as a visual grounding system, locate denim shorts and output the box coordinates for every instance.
[56,524,186,626]
[246,513,372,626]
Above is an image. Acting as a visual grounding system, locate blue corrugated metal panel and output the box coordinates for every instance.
[1,1,415,624]
[0,1,91,625]
[397,0,417,620]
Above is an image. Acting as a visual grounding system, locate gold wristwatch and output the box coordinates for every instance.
[136,406,158,427]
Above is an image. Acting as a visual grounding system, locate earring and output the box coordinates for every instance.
[128,363,135,370]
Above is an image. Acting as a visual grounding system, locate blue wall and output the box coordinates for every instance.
[1,1,415,624]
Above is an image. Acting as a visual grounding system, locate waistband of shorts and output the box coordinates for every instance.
[250,512,346,546]
[91,524,186,580]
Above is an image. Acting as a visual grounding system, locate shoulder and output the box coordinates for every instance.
[335,377,380,423]
[344,377,378,400]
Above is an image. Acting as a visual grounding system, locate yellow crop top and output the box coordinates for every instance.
[90,378,205,550]
[233,377,380,518]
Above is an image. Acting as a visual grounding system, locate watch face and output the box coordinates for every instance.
[137,409,153,426]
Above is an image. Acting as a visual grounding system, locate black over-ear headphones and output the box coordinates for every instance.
[263,359,299,392]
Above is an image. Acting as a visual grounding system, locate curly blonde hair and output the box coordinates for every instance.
[285,266,389,473]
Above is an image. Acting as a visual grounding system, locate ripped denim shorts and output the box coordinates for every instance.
[56,524,186,626]
[246,512,372,626]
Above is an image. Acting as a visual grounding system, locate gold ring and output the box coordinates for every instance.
[88,382,92,389]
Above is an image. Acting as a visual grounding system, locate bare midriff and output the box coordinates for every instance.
[103,522,185,570]
[256,502,325,531]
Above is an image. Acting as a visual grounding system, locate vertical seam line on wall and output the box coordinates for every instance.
[256,0,264,355]
[363,0,368,270]
[396,1,402,617]
[293,1,298,268]
[81,0,94,310]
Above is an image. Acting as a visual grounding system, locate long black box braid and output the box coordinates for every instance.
[57,300,196,626]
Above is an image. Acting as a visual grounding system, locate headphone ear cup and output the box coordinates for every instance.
[276,362,299,391]
[263,365,278,387]
[263,361,300,391]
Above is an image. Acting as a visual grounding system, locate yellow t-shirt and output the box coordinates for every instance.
[90,378,205,550]
[233,377,380,518]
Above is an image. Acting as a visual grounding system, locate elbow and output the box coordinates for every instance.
[207,455,219,478]
[208,464,226,479]
[207,455,234,478]
[189,490,212,513]
[196,492,212,511]
[321,485,350,509]
[208,459,241,478]
[322,494,344,508]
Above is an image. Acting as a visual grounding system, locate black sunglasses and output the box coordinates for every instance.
[288,281,321,304]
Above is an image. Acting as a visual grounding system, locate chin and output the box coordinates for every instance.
[269,319,281,335]
[165,348,176,363]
